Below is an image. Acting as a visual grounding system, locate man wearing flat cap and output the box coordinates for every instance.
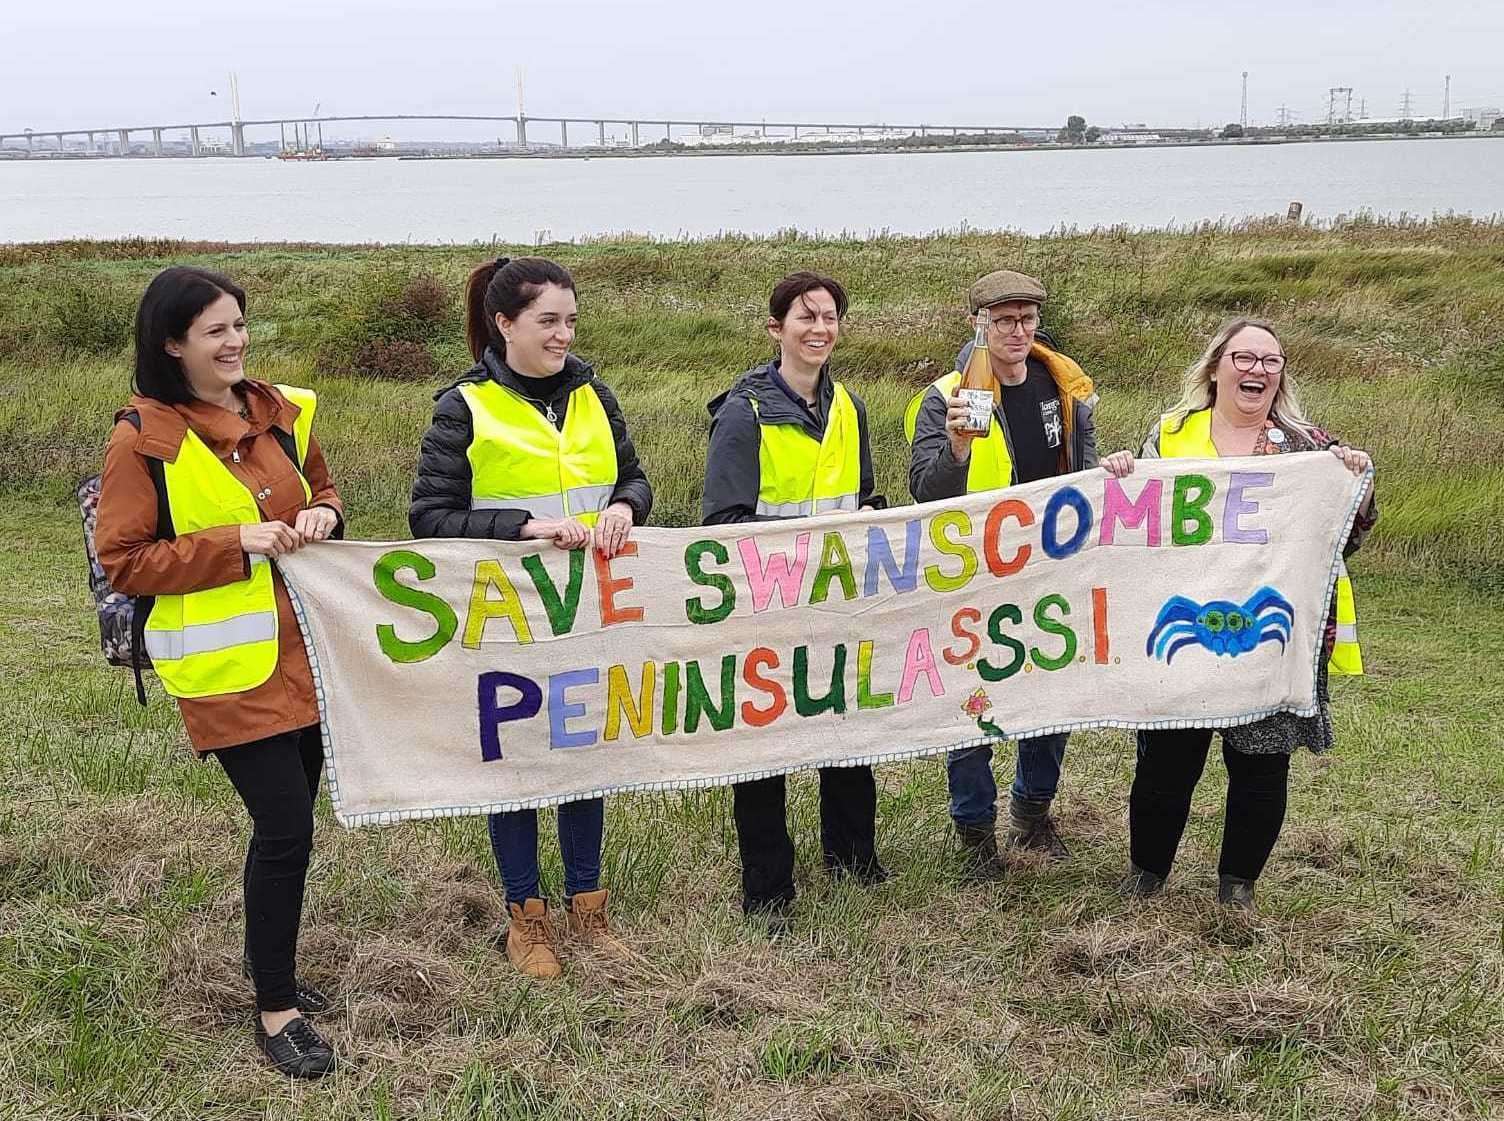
[904,268,1099,880]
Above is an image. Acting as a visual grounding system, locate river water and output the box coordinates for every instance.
[2,137,1501,243]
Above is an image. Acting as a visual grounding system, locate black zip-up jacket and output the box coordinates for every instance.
[701,359,884,525]
[409,348,652,540]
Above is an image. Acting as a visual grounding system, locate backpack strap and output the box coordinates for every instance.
[120,410,173,707]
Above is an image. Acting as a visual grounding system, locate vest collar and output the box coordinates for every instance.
[122,380,296,462]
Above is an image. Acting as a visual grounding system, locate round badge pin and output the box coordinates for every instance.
[1267,427,1286,445]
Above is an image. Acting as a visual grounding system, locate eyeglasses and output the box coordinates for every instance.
[988,313,1039,335]
[1228,350,1286,374]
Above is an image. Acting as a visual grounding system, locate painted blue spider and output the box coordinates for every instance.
[1146,586,1295,664]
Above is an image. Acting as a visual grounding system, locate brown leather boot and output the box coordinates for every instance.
[506,899,562,979]
[565,889,629,957]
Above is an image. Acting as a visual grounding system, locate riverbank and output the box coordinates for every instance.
[1,224,1500,1120]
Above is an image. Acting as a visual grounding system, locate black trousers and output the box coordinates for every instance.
[732,766,878,911]
[214,725,323,1012]
[1129,728,1290,882]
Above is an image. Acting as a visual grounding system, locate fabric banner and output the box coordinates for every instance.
[278,453,1370,827]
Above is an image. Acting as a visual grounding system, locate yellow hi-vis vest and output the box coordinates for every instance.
[460,379,618,527]
[751,382,861,517]
[902,370,1013,491]
[143,385,316,699]
[1158,408,1363,675]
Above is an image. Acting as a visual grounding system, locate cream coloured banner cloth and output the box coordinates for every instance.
[278,453,1370,826]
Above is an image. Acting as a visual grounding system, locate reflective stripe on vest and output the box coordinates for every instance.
[144,385,316,699]
[1157,407,1363,676]
[461,379,618,527]
[751,382,861,518]
[902,370,1013,491]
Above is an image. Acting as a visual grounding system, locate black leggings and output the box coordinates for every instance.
[1129,728,1290,882]
[214,725,323,1012]
[732,766,878,911]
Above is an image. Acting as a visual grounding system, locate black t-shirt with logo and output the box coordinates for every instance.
[998,357,1063,484]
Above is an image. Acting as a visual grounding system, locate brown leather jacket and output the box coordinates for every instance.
[96,380,343,752]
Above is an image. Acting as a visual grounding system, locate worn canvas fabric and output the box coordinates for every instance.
[277,453,1370,827]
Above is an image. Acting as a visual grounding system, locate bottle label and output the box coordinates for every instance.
[959,388,993,434]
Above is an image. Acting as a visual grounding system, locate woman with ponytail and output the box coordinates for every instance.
[410,256,652,978]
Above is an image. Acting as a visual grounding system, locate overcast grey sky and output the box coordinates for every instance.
[6,1,1502,133]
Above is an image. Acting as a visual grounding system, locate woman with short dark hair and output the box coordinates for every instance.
[96,266,344,1077]
[410,256,652,979]
[701,271,888,930]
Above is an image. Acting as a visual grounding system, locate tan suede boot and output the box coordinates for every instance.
[506,899,562,979]
[565,889,629,957]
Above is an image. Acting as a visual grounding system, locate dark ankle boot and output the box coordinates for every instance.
[956,820,1008,882]
[1006,796,1070,861]
[1217,874,1256,910]
[1119,862,1167,898]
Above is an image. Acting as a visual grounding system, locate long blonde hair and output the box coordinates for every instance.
[1166,317,1316,441]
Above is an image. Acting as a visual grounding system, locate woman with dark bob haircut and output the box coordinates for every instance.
[701,271,889,931]
[410,256,652,981]
[96,266,345,1078]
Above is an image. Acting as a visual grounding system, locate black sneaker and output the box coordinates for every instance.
[256,1016,337,1079]
[243,955,332,1016]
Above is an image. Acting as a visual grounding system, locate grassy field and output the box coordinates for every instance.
[1,222,1501,1120]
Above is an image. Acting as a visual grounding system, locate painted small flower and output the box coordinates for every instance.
[962,688,992,718]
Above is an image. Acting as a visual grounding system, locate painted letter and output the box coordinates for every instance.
[897,627,945,704]
[1099,478,1163,547]
[793,644,847,716]
[595,542,644,626]
[521,549,585,636]
[1223,470,1274,545]
[463,560,534,648]
[374,549,458,664]
[548,668,598,748]
[738,532,811,612]
[477,670,542,761]
[1092,586,1110,664]
[684,655,737,734]
[741,647,788,728]
[1031,593,1077,670]
[924,510,978,592]
[604,662,656,742]
[856,640,895,709]
[984,499,1034,576]
[1041,486,1093,560]
[944,607,983,666]
[810,531,858,604]
[1171,473,1216,545]
[685,539,736,624]
[864,519,922,597]
[977,604,1026,681]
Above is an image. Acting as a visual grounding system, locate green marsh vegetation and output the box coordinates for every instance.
[0,219,1501,1118]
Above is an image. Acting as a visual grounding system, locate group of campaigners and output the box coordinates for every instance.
[95,258,1376,1077]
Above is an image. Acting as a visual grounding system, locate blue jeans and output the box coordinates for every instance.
[947,734,1069,827]
[487,798,604,906]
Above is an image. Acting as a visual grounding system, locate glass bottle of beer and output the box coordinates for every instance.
[958,313,996,434]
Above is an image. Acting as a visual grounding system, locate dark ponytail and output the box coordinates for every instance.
[464,255,577,362]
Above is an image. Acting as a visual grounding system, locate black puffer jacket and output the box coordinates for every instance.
[409,348,652,540]
[701,359,883,525]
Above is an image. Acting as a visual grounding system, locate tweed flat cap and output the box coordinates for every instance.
[968,269,1047,312]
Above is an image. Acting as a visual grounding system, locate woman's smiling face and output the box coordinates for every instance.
[1213,324,1284,421]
